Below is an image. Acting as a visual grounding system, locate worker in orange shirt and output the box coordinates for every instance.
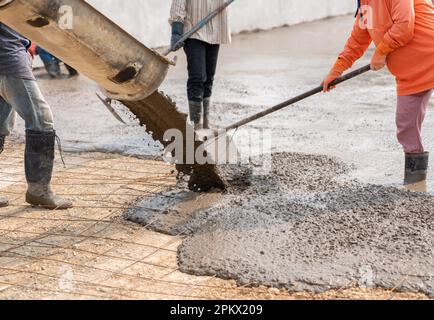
[323,0,434,185]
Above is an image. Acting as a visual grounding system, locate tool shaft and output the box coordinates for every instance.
[225,65,371,132]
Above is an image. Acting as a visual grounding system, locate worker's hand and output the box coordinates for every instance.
[322,72,340,92]
[322,58,349,92]
[28,43,37,59]
[171,22,185,51]
[370,42,393,71]
[370,51,387,71]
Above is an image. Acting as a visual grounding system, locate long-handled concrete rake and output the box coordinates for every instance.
[200,65,372,168]
[224,64,372,133]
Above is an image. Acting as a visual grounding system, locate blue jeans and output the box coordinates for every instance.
[0,75,54,136]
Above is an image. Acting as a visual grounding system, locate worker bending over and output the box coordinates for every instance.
[323,0,434,184]
[0,23,72,209]
[169,0,231,130]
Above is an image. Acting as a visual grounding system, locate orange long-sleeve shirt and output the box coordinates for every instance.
[338,0,434,96]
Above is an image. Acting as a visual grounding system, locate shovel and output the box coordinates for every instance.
[224,64,372,132]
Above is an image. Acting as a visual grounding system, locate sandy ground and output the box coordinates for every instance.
[2,15,433,299]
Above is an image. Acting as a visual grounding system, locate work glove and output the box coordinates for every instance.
[371,42,393,71]
[322,58,348,92]
[171,22,185,51]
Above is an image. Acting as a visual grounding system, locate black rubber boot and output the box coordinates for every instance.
[25,130,73,210]
[404,152,429,185]
[189,100,202,131]
[0,135,8,208]
[203,98,211,130]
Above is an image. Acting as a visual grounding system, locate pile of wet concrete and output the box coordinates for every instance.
[125,152,434,296]
[121,91,228,191]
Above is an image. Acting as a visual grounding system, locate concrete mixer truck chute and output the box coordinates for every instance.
[0,0,172,101]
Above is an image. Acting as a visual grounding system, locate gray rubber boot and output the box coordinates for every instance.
[203,97,211,130]
[189,100,202,131]
[404,152,429,185]
[25,130,73,210]
[0,135,8,208]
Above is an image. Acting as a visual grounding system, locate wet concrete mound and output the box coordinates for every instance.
[127,152,433,296]
[125,161,254,235]
[176,153,434,296]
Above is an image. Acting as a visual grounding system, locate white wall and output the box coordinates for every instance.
[87,0,355,48]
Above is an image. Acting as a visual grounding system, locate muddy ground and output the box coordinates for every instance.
[7,15,433,298]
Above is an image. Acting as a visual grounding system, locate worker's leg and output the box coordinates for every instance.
[0,75,72,209]
[0,76,17,207]
[203,43,220,129]
[396,89,432,153]
[0,93,14,207]
[0,76,54,132]
[0,95,16,137]
[204,44,220,100]
[396,89,433,184]
[0,131,7,207]
[184,39,207,128]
